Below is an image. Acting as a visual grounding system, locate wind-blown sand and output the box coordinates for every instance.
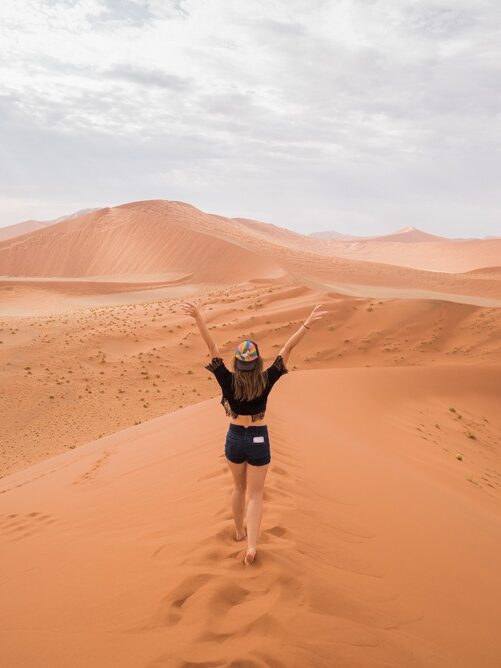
[1,199,500,667]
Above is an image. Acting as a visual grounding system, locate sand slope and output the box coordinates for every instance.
[1,364,500,667]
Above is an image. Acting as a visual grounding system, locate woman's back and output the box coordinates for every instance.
[205,354,289,424]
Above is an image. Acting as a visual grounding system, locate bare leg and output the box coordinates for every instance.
[245,462,269,565]
[226,459,247,540]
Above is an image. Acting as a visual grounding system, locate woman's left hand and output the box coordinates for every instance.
[178,301,201,319]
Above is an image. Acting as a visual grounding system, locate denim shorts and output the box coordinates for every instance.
[225,424,271,466]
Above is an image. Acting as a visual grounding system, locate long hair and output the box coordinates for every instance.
[231,353,268,401]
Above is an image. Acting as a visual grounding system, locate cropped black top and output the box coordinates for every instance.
[205,355,289,421]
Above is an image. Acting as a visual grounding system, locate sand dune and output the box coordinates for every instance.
[0,208,99,242]
[2,198,501,667]
[363,226,447,242]
[464,266,501,279]
[320,236,501,273]
[308,227,447,243]
[1,200,500,305]
[309,229,360,240]
[231,216,311,247]
[0,201,286,283]
[305,226,501,273]
[0,218,55,241]
[1,364,500,667]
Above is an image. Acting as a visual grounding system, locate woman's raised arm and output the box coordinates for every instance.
[178,301,220,358]
[278,304,329,366]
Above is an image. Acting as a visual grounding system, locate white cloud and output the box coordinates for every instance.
[0,0,500,236]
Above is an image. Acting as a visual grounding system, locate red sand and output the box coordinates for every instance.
[1,199,500,667]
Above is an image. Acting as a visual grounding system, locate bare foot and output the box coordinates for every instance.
[235,527,247,541]
[244,547,257,565]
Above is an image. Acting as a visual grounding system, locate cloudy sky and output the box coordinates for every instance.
[0,0,499,237]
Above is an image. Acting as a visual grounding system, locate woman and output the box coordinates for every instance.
[179,301,328,565]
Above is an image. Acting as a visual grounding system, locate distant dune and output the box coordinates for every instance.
[308,226,446,243]
[0,201,286,283]
[0,219,55,242]
[320,235,501,273]
[308,230,360,240]
[1,200,500,302]
[364,226,447,243]
[463,266,501,278]
[304,226,501,273]
[0,208,99,242]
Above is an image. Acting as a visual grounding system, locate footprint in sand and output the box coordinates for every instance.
[131,572,215,629]
[0,511,56,541]
[72,450,113,485]
[145,567,294,642]
[264,524,289,539]
[0,467,60,495]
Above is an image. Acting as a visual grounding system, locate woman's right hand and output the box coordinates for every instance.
[178,301,201,320]
[304,304,329,327]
